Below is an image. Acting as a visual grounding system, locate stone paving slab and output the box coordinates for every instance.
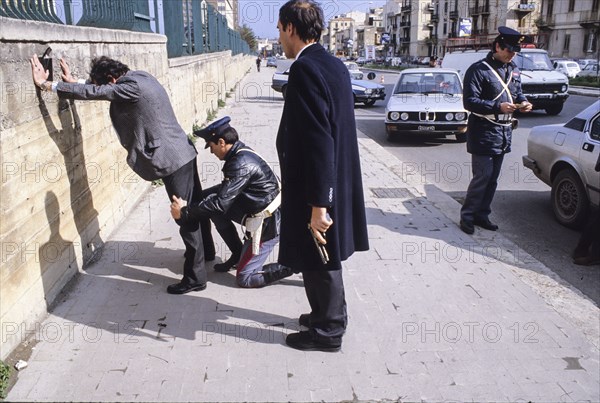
[5,65,599,402]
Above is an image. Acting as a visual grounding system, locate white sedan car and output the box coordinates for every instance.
[385,68,468,141]
[523,100,600,228]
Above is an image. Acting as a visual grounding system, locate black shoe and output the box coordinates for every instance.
[285,331,341,352]
[474,218,499,231]
[460,220,474,234]
[573,255,600,266]
[263,263,294,284]
[298,313,310,328]
[214,256,239,272]
[166,282,207,294]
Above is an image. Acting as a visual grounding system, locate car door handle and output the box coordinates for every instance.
[582,142,595,152]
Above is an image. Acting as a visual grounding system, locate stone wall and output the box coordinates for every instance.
[0,16,253,359]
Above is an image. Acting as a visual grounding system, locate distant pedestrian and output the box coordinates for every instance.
[429,56,438,67]
[459,27,532,235]
[256,56,261,72]
[170,116,294,287]
[30,55,215,295]
[276,0,369,352]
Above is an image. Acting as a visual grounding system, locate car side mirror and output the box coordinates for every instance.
[367,72,376,80]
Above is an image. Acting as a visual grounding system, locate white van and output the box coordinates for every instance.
[442,48,569,115]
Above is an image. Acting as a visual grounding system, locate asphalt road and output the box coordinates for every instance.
[355,70,599,305]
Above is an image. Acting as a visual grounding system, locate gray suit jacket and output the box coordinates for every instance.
[57,71,197,181]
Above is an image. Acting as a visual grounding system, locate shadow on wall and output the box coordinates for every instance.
[37,94,104,269]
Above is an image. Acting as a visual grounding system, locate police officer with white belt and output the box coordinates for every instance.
[460,27,533,234]
[170,117,293,288]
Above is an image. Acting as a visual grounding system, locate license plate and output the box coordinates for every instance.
[418,125,435,131]
[537,94,551,99]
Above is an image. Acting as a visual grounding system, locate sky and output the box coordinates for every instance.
[238,0,386,39]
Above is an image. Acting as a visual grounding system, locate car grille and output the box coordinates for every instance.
[390,111,464,122]
[522,83,565,94]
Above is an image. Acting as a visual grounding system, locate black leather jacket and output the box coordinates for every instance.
[181,141,280,224]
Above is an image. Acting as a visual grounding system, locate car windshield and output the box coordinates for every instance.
[345,63,360,71]
[515,52,553,71]
[393,72,462,95]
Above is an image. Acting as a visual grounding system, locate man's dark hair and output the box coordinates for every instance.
[211,127,239,145]
[279,0,324,43]
[89,56,130,85]
[492,37,506,52]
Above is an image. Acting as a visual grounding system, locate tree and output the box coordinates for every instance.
[239,24,257,52]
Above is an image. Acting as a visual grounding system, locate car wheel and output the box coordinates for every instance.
[545,104,563,115]
[551,168,589,229]
[363,99,376,107]
[455,132,467,142]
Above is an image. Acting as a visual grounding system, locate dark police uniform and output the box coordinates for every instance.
[179,117,293,287]
[460,27,529,232]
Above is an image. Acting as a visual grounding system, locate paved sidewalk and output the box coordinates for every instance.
[5,66,600,402]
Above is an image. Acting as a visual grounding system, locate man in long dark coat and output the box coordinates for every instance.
[276,0,369,352]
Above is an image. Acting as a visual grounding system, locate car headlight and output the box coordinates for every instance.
[364,88,372,95]
[445,113,454,121]
[561,84,568,92]
[400,112,409,121]
[454,112,466,121]
[389,112,400,121]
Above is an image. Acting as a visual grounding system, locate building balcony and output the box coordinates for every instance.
[449,11,459,20]
[426,3,435,12]
[400,20,411,27]
[431,13,439,23]
[535,15,555,30]
[426,34,438,44]
[512,2,536,14]
[580,10,600,28]
[401,5,411,13]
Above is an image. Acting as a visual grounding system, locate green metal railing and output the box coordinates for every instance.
[1,0,250,58]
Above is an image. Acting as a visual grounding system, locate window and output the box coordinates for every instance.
[565,118,586,132]
[563,34,571,52]
[591,116,600,141]
[568,0,575,12]
[583,32,598,53]
[547,0,554,16]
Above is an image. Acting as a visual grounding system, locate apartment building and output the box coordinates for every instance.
[535,0,599,60]
[383,0,542,58]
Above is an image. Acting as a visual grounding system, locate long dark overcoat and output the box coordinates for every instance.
[276,43,369,271]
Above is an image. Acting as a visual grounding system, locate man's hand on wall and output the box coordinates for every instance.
[60,58,77,83]
[30,55,49,89]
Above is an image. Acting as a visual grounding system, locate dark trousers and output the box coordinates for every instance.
[302,270,347,346]
[200,187,243,259]
[461,153,505,223]
[163,158,214,285]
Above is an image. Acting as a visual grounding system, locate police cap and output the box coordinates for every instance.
[496,26,528,52]
[193,116,231,148]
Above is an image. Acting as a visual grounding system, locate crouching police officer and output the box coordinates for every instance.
[170,117,294,288]
[460,26,533,234]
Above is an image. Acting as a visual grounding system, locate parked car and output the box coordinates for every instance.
[577,62,599,77]
[522,100,600,228]
[384,68,468,141]
[553,60,581,78]
[577,59,597,69]
[266,57,278,67]
[271,62,385,106]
